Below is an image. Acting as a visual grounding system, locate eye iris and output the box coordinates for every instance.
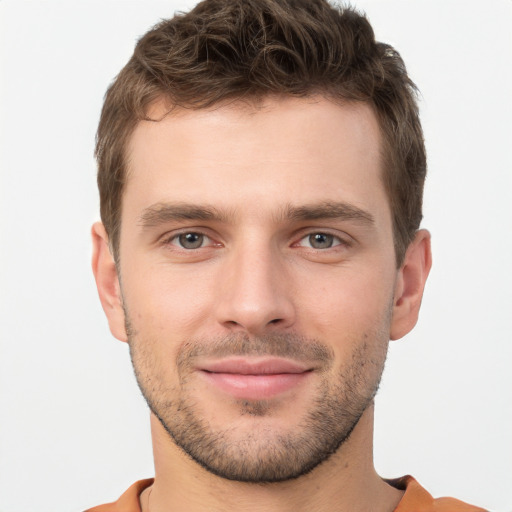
[179,233,203,249]
[309,233,333,249]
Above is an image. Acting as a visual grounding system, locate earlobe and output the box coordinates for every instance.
[390,229,432,341]
[91,222,128,342]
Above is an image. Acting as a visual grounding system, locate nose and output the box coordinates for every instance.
[214,242,296,335]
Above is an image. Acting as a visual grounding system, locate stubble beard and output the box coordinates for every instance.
[127,323,389,483]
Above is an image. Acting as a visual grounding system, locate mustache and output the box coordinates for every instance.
[176,333,335,371]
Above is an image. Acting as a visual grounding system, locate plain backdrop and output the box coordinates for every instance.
[0,1,511,511]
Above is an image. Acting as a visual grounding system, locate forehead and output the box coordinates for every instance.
[123,96,389,228]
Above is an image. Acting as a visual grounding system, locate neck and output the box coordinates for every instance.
[141,405,403,512]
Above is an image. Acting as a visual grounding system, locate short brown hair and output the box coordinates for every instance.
[96,0,426,266]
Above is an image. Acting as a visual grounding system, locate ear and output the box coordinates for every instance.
[91,222,128,342]
[390,229,432,340]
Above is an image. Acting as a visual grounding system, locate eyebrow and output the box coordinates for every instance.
[138,200,375,228]
[282,201,375,225]
[138,202,231,227]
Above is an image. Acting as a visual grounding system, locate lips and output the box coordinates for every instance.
[200,357,311,375]
[197,357,313,400]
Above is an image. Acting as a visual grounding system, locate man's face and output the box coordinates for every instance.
[115,97,400,482]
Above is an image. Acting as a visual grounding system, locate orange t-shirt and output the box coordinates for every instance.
[386,476,488,512]
[84,476,487,511]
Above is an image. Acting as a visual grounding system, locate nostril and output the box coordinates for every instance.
[268,318,282,325]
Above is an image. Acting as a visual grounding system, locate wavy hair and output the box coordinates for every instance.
[96,0,426,266]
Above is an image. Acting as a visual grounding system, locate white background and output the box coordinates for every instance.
[0,1,511,511]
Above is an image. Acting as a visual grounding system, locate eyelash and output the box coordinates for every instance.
[163,231,216,250]
[294,232,349,250]
[161,230,350,251]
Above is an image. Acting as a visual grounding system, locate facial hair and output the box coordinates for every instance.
[127,316,389,483]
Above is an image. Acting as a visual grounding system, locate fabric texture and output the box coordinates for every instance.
[84,475,487,511]
[387,476,487,512]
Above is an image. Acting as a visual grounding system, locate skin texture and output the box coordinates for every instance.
[92,96,431,511]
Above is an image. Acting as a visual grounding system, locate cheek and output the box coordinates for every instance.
[295,263,395,348]
[121,262,218,343]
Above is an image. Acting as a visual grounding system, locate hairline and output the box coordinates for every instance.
[110,92,406,268]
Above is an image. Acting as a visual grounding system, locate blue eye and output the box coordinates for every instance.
[175,232,207,249]
[308,233,335,249]
[298,233,343,249]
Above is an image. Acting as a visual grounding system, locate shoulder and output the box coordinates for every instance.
[83,479,154,512]
[388,475,488,512]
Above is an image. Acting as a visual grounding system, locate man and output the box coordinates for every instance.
[87,0,486,510]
